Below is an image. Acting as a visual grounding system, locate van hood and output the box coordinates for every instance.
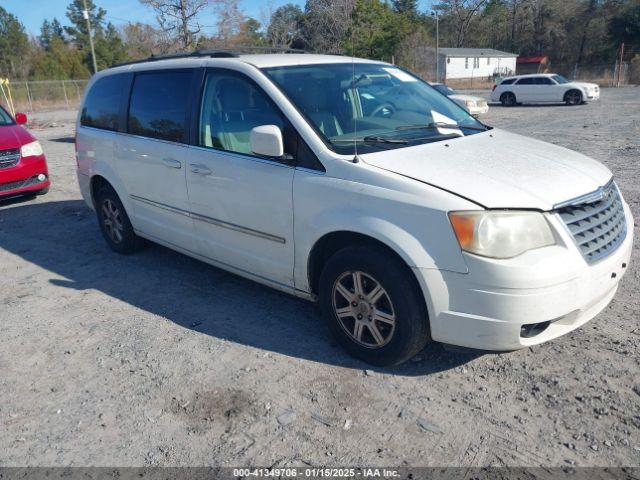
[361,128,612,210]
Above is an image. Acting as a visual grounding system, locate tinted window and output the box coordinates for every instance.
[500,78,515,85]
[536,77,553,85]
[199,71,286,156]
[81,74,127,131]
[516,77,535,85]
[128,71,191,143]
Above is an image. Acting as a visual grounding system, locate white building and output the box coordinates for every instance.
[436,48,517,81]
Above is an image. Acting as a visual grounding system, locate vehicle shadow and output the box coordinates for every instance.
[0,199,484,375]
[0,192,38,207]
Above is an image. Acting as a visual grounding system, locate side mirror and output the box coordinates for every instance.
[250,125,284,158]
[15,112,28,125]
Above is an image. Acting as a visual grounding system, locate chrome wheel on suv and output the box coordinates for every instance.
[332,271,396,348]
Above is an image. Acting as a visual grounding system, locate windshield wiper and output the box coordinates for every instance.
[331,136,408,145]
[363,135,408,144]
[396,122,488,132]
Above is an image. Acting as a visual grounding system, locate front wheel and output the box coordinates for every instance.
[564,90,582,105]
[319,245,430,366]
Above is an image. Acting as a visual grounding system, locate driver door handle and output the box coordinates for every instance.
[190,164,212,176]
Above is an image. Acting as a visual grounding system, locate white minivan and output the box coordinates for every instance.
[76,52,633,366]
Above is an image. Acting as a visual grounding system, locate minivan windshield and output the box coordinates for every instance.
[262,63,487,155]
[0,106,14,126]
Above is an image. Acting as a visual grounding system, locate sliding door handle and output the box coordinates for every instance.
[162,158,182,169]
[190,164,212,176]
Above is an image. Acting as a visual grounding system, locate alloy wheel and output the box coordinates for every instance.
[332,270,396,348]
[101,199,124,244]
[566,91,581,105]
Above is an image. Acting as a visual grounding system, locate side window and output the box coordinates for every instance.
[516,77,534,85]
[537,77,552,85]
[81,74,127,131]
[127,70,191,143]
[199,71,287,157]
[500,78,515,85]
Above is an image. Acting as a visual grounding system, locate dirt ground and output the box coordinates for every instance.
[1,88,639,468]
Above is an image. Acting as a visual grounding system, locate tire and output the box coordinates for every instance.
[318,245,430,366]
[95,185,144,254]
[564,89,582,106]
[500,92,516,106]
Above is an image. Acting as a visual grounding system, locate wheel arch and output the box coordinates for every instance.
[307,230,420,294]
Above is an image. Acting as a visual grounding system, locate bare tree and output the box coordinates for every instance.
[139,0,210,50]
[438,0,489,47]
[301,0,355,53]
[211,0,245,47]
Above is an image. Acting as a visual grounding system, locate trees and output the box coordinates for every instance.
[266,4,305,47]
[139,0,211,50]
[0,7,30,79]
[301,0,356,53]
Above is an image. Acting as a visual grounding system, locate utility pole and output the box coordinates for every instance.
[82,0,98,74]
[617,43,625,87]
[432,10,440,82]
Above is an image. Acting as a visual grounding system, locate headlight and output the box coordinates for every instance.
[465,100,475,108]
[20,141,44,157]
[449,210,556,258]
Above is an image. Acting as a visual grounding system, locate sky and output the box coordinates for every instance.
[3,0,434,36]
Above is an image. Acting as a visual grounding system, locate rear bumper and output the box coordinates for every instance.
[0,154,50,198]
[414,201,634,350]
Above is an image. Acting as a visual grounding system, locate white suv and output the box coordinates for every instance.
[491,73,600,106]
[76,52,632,366]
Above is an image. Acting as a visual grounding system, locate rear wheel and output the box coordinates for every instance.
[500,92,516,106]
[95,185,144,254]
[564,89,582,105]
[319,245,430,366]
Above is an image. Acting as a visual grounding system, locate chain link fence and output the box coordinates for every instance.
[4,80,89,113]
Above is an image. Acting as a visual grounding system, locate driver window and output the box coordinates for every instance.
[199,71,285,156]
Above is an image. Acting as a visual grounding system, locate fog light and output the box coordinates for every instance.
[37,174,46,182]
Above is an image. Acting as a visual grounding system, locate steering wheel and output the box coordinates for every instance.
[370,102,396,118]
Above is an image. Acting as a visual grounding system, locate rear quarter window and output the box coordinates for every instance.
[81,74,127,131]
[127,70,192,143]
[500,78,516,85]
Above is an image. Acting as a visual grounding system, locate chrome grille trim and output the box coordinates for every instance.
[0,148,20,169]
[555,181,627,264]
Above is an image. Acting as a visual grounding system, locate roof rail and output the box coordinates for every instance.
[112,46,307,68]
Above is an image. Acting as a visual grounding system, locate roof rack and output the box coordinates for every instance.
[113,46,307,68]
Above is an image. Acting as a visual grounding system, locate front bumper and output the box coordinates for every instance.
[0,154,50,199]
[586,89,600,100]
[414,201,634,350]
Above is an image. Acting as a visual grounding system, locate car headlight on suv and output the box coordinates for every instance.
[449,210,556,258]
[20,141,44,158]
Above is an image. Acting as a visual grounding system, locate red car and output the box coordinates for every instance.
[0,106,50,200]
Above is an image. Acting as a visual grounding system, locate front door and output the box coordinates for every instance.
[186,69,296,287]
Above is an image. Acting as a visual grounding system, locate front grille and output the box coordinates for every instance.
[0,175,42,193]
[557,182,627,264]
[0,148,20,169]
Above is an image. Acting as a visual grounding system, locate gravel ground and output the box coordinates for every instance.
[1,88,639,468]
